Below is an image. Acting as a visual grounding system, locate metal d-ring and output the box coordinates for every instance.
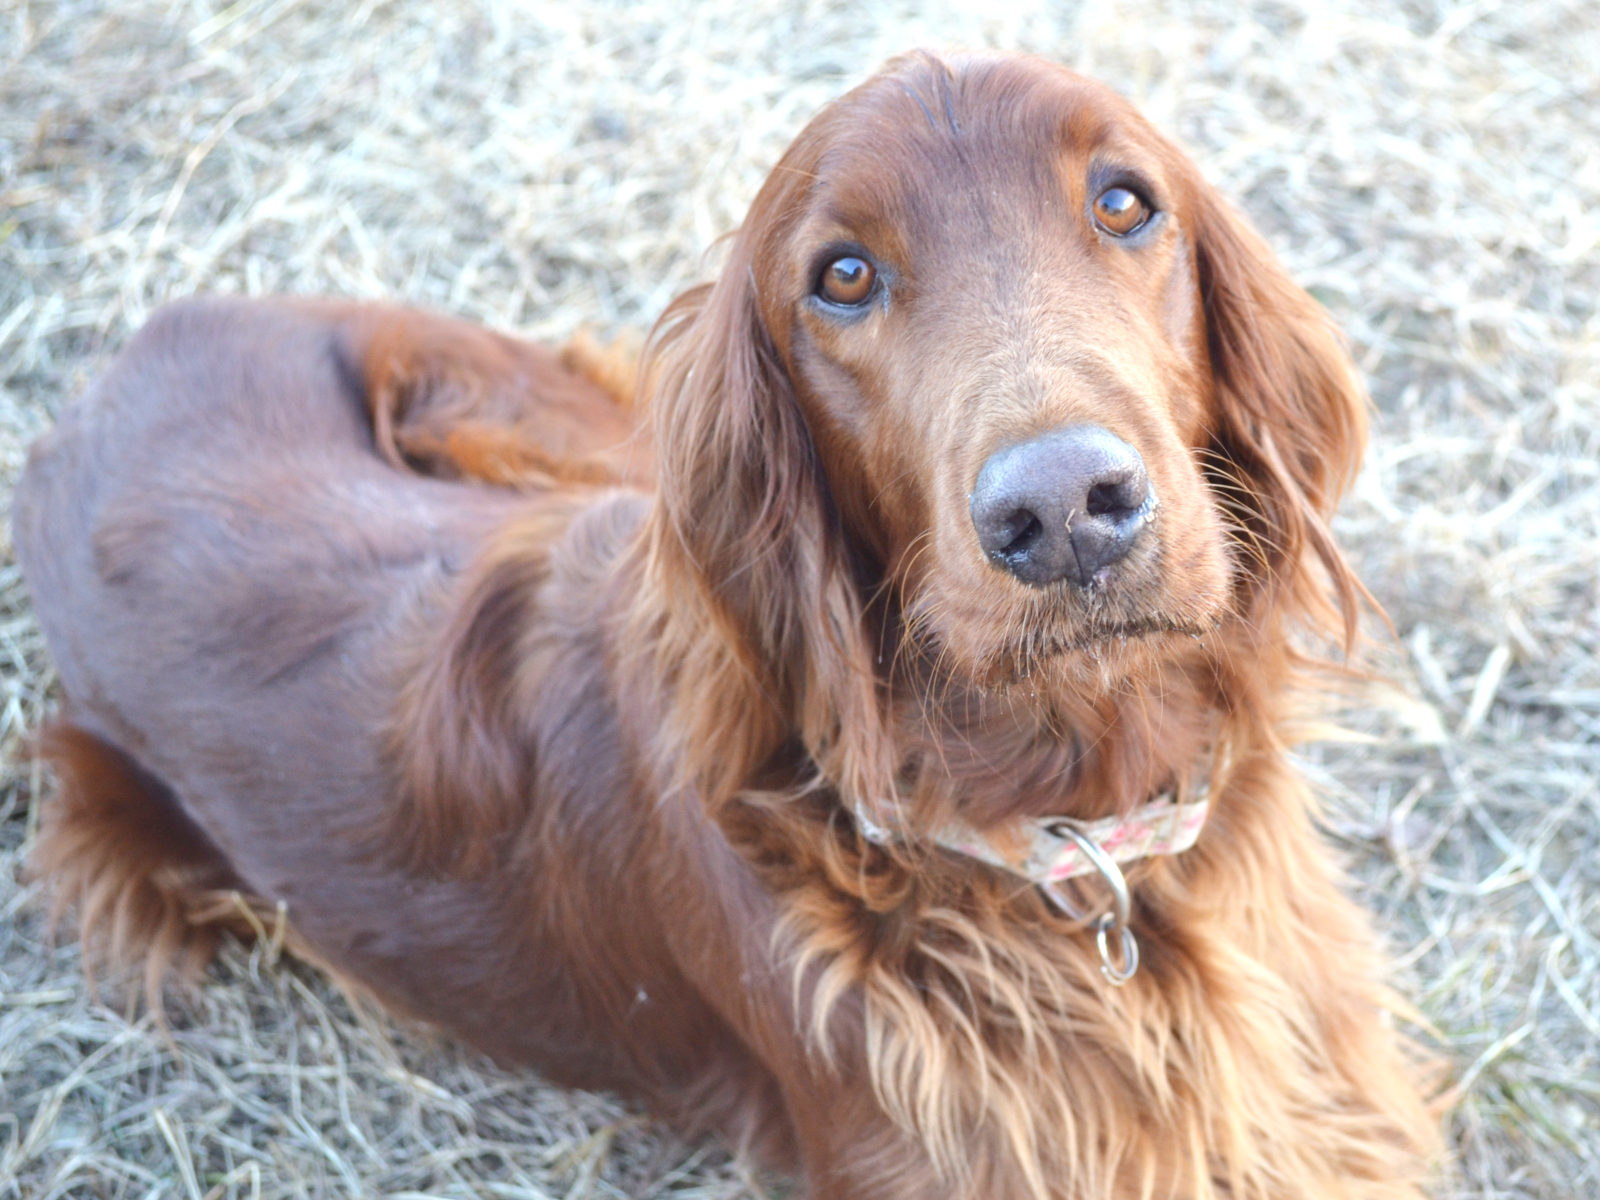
[1039,820,1141,986]
[1094,911,1140,986]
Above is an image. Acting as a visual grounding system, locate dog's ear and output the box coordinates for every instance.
[1190,182,1369,648]
[642,230,891,812]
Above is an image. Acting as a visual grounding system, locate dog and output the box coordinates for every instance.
[15,51,1439,1199]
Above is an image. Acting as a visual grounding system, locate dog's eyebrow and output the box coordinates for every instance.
[900,82,941,133]
[937,68,962,135]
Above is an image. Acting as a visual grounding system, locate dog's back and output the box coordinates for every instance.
[18,297,514,712]
[15,297,545,1026]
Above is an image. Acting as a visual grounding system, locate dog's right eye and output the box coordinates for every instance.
[817,256,877,306]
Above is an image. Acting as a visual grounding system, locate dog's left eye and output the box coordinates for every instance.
[817,256,877,306]
[1092,186,1153,236]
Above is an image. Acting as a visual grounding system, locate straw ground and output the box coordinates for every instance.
[2,1,1595,1196]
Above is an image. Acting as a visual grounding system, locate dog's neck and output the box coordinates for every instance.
[881,630,1222,828]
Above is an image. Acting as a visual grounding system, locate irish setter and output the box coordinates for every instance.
[15,52,1439,1198]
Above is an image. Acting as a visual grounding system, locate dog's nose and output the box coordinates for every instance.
[969,426,1154,587]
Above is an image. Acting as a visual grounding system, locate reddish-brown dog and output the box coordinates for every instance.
[15,53,1438,1198]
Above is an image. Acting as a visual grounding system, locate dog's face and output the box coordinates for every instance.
[744,55,1241,686]
[652,52,1364,763]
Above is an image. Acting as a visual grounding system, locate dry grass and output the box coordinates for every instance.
[2,0,1596,1196]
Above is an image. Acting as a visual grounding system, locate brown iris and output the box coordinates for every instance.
[1092,186,1152,236]
[818,255,876,305]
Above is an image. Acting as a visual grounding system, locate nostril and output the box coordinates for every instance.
[998,510,1043,557]
[1085,481,1128,518]
[1084,472,1149,520]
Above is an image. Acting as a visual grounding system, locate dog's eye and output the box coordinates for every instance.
[1092,186,1152,237]
[818,256,877,306]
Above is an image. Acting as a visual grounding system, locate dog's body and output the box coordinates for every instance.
[16,54,1437,1198]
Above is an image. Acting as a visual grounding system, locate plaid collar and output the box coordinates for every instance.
[852,785,1210,984]
[854,789,1208,884]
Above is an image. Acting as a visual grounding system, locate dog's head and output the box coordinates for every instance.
[646,52,1366,809]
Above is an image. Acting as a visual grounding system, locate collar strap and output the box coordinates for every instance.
[853,790,1209,885]
[852,789,1210,985]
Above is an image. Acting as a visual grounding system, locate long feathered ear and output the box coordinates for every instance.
[1191,182,1370,650]
[641,233,891,812]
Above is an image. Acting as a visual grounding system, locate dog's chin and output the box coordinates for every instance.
[972,615,1221,689]
[897,550,1232,694]
[912,594,1225,694]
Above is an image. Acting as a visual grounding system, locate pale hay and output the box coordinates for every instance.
[1,1,1595,1196]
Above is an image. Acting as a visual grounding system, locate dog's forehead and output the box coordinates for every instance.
[801,56,1169,226]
